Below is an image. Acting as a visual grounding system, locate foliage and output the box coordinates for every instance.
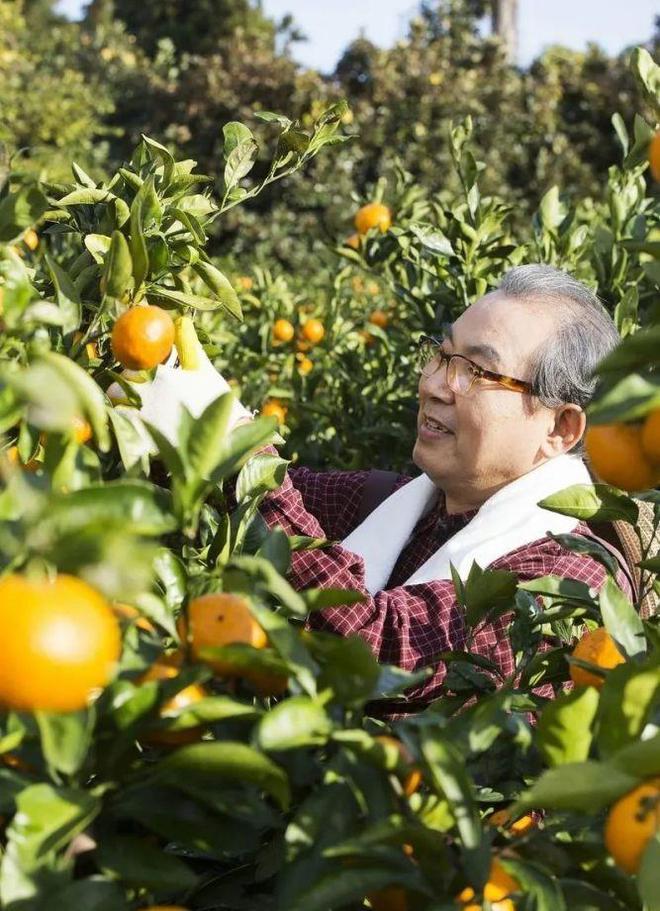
[0,13,659,911]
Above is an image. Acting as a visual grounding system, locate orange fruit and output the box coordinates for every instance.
[236,275,253,291]
[570,627,625,689]
[5,445,40,472]
[178,593,268,677]
[272,318,294,343]
[261,401,287,425]
[604,777,660,874]
[369,309,389,328]
[0,574,121,713]
[72,415,93,445]
[367,885,409,911]
[297,356,313,376]
[360,329,375,346]
[649,132,660,182]
[585,423,656,491]
[140,657,207,746]
[22,229,39,251]
[113,602,155,633]
[641,409,660,465]
[456,859,518,910]
[488,809,535,836]
[111,305,175,370]
[374,735,422,796]
[345,233,361,250]
[301,319,325,344]
[355,202,392,235]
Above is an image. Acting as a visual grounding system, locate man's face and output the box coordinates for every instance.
[413,292,561,513]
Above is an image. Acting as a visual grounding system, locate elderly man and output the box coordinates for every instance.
[254,264,629,707]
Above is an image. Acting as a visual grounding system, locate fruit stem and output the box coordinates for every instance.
[174,315,201,370]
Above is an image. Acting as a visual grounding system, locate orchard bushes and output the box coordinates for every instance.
[0,35,658,911]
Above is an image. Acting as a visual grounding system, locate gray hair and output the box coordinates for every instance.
[496,264,621,454]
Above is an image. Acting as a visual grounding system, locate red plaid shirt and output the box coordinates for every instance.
[260,466,631,706]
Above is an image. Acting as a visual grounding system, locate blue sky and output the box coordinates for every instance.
[56,0,658,71]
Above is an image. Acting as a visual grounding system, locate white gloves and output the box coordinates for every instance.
[108,347,252,458]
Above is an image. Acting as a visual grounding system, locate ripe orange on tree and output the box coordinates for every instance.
[456,858,519,910]
[345,233,361,250]
[604,777,660,874]
[0,574,121,713]
[584,422,656,491]
[178,594,287,696]
[301,318,325,344]
[261,400,288,425]
[569,627,625,689]
[369,309,389,329]
[374,735,422,796]
[272,318,294,343]
[641,408,660,465]
[488,808,535,836]
[140,656,207,746]
[297,355,313,376]
[72,415,93,445]
[355,202,392,235]
[22,229,39,251]
[649,132,660,182]
[5,445,40,472]
[111,305,175,370]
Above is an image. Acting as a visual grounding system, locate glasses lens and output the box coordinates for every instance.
[452,357,478,393]
[418,339,439,376]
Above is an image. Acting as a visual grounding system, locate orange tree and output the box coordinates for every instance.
[0,54,659,911]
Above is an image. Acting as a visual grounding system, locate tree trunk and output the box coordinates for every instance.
[491,0,518,64]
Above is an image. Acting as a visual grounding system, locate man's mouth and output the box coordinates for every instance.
[421,415,454,435]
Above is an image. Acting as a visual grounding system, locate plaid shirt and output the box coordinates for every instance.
[260,465,631,706]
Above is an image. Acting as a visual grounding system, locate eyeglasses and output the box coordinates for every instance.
[416,335,536,396]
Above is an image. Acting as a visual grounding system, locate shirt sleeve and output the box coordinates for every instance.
[286,466,370,540]
[260,471,623,705]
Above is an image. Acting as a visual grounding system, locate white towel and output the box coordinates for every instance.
[341,454,592,593]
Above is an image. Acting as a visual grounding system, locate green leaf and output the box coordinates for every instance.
[6,783,100,860]
[597,659,660,757]
[186,391,234,481]
[631,48,660,114]
[0,185,49,242]
[599,576,646,658]
[419,729,482,854]
[49,878,129,911]
[611,113,629,157]
[459,562,518,628]
[638,834,660,911]
[595,325,660,374]
[539,484,639,524]
[308,632,380,705]
[102,230,133,299]
[95,835,197,892]
[57,188,115,206]
[129,178,152,289]
[193,260,242,319]
[39,351,110,451]
[147,285,225,312]
[537,687,599,766]
[607,731,660,778]
[44,255,81,335]
[256,696,333,751]
[513,762,638,814]
[36,710,94,777]
[559,879,630,911]
[40,481,176,537]
[156,741,290,810]
[587,373,660,423]
[236,453,288,502]
[223,121,255,156]
[224,138,258,191]
[287,865,424,911]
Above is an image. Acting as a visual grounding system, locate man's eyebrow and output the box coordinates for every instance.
[444,326,503,369]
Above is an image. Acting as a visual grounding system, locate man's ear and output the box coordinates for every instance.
[543,404,586,455]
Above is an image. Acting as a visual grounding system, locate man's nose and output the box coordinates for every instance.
[419,363,454,402]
